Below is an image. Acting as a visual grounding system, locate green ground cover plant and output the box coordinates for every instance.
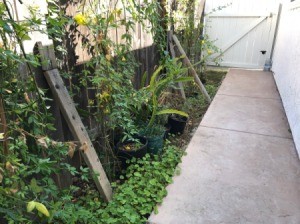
[68,142,185,224]
[0,0,226,223]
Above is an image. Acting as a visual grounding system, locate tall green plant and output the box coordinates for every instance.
[0,2,96,223]
[143,58,192,128]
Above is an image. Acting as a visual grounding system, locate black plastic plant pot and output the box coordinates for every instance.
[164,124,171,140]
[116,136,148,169]
[168,114,188,135]
[147,131,165,155]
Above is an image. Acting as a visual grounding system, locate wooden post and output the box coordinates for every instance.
[172,35,211,103]
[33,43,65,141]
[35,42,112,202]
[33,43,73,188]
[44,69,112,202]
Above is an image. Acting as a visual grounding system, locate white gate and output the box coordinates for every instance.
[204,0,280,69]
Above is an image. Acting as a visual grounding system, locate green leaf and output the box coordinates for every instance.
[149,179,156,185]
[141,71,148,87]
[46,123,57,131]
[27,201,36,213]
[3,23,13,33]
[156,109,188,117]
[134,172,141,177]
[149,66,163,88]
[174,76,194,83]
[35,202,50,217]
[20,34,31,41]
[30,178,43,193]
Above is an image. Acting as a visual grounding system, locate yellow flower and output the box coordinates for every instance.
[106,54,112,61]
[74,14,87,25]
[201,40,205,44]
[101,91,110,99]
[121,57,126,61]
[207,50,213,55]
[112,8,122,18]
[99,91,110,103]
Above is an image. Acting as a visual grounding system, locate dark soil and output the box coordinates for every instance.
[167,69,226,149]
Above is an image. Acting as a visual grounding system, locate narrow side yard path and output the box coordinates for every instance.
[148,69,300,224]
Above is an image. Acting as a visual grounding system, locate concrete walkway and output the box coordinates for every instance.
[148,69,300,224]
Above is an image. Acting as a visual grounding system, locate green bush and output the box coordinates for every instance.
[46,142,184,224]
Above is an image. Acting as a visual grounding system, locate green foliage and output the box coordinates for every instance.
[61,0,167,144]
[0,0,220,223]
[0,142,183,224]
[99,143,184,223]
[139,124,165,139]
[71,142,184,224]
[140,57,191,129]
[171,0,226,74]
[0,2,94,223]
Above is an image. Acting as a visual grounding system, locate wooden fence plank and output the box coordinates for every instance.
[44,69,112,202]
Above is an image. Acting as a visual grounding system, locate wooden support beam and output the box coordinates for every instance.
[34,42,57,71]
[168,32,186,100]
[172,35,211,103]
[34,42,112,201]
[33,42,74,188]
[44,69,112,202]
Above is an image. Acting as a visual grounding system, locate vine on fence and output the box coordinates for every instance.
[0,0,172,222]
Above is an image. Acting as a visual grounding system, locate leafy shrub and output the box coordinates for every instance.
[94,142,185,224]
[45,142,184,224]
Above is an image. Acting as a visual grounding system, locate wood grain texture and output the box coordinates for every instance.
[34,42,57,71]
[44,69,112,201]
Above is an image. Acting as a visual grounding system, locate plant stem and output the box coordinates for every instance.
[2,0,49,123]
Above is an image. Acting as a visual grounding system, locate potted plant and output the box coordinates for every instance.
[139,124,165,154]
[136,58,192,154]
[168,114,188,135]
[111,93,149,168]
[115,135,148,169]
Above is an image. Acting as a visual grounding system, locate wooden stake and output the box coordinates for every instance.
[168,32,186,100]
[44,69,112,202]
[35,42,112,201]
[172,35,211,103]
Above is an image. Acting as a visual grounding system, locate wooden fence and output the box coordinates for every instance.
[8,0,159,83]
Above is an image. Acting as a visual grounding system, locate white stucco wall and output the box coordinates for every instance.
[272,0,300,156]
